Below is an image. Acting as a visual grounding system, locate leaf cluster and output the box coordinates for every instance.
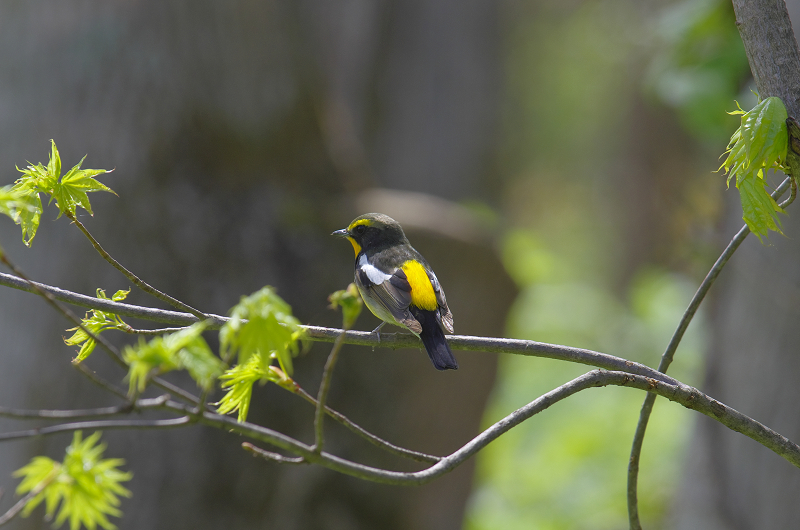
[122,321,224,395]
[2,140,114,246]
[13,431,132,530]
[328,283,363,330]
[720,96,789,239]
[215,287,306,421]
[220,287,306,371]
[64,289,131,363]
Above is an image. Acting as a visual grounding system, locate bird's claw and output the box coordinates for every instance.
[371,322,386,350]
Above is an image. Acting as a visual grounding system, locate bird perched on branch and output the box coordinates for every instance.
[332,213,457,370]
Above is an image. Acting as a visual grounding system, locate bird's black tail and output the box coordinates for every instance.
[413,308,458,371]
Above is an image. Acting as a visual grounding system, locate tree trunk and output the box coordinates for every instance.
[671,1,800,527]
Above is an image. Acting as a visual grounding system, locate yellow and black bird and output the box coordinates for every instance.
[332,213,457,370]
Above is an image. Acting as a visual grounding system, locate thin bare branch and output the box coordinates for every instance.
[160,369,800,485]
[0,396,169,420]
[73,363,129,401]
[293,386,440,464]
[626,176,794,529]
[120,326,191,335]
[0,271,215,326]
[313,330,347,453]
[0,416,191,442]
[66,212,209,321]
[242,443,307,465]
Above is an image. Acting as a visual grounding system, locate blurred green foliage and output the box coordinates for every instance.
[467,0,746,527]
[644,0,752,142]
[466,267,704,529]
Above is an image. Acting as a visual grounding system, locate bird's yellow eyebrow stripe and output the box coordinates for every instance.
[401,260,437,310]
[348,218,372,231]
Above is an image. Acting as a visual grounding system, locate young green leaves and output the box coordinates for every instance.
[65,289,131,363]
[215,355,294,422]
[13,431,132,530]
[220,287,305,374]
[720,97,790,240]
[122,321,224,395]
[216,287,305,422]
[7,140,114,246]
[328,283,363,330]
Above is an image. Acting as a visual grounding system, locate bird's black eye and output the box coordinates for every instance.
[354,225,366,235]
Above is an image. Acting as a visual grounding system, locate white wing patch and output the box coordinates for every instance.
[357,253,392,285]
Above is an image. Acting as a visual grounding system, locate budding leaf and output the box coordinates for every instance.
[720,97,789,240]
[216,354,290,422]
[0,185,35,221]
[13,431,132,530]
[8,140,114,246]
[123,321,223,395]
[738,174,785,240]
[65,289,130,363]
[219,286,305,376]
[328,283,363,329]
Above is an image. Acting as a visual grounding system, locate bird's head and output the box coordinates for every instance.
[332,213,408,256]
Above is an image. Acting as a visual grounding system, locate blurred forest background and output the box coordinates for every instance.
[0,0,799,529]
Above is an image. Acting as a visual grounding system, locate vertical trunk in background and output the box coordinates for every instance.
[671,1,800,527]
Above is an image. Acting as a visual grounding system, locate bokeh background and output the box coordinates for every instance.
[0,0,799,528]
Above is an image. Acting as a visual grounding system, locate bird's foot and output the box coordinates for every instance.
[370,322,386,350]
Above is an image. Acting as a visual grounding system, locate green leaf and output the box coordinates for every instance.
[122,321,223,395]
[328,283,363,330]
[720,97,789,240]
[52,154,116,218]
[163,323,225,391]
[721,97,789,182]
[13,431,132,530]
[8,141,114,245]
[3,179,44,247]
[738,174,785,240]
[0,185,35,221]
[65,290,129,363]
[215,352,289,422]
[48,140,61,184]
[219,286,305,375]
[122,338,171,395]
[111,289,130,302]
[215,353,266,422]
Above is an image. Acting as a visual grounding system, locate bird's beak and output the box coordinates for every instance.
[331,228,349,237]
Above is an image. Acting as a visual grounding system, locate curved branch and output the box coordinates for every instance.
[0,271,220,326]
[0,416,190,442]
[3,255,800,486]
[0,272,685,384]
[627,177,797,530]
[0,272,687,383]
[627,176,795,528]
[160,369,800,485]
[0,396,170,420]
[292,385,441,464]
[1,369,797,489]
[66,212,209,321]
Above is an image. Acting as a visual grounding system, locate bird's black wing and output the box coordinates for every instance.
[426,269,454,334]
[356,262,422,333]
